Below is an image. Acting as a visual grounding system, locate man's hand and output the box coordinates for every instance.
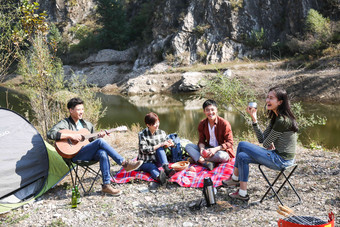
[205,148,216,158]
[69,133,83,142]
[97,131,106,138]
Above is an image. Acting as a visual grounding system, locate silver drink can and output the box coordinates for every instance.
[248,102,257,109]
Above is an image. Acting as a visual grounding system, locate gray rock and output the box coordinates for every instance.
[223,69,232,77]
[183,222,193,227]
[149,87,157,92]
[178,72,205,92]
[80,48,136,64]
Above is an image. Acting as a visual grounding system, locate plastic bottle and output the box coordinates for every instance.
[71,188,77,208]
[75,185,81,204]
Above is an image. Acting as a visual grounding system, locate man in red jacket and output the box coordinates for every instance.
[185,99,234,170]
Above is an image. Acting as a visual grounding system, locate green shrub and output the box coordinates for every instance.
[165,53,175,65]
[127,1,155,44]
[0,1,22,81]
[305,9,331,39]
[291,102,326,131]
[193,24,211,37]
[230,0,244,12]
[18,33,65,138]
[286,9,335,56]
[18,33,105,138]
[245,27,265,48]
[197,51,207,62]
[97,0,128,50]
[201,72,256,118]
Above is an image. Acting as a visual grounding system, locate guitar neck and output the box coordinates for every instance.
[83,126,127,140]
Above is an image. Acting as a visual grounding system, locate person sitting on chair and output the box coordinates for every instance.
[223,87,298,201]
[185,99,234,171]
[47,97,143,196]
[137,112,176,185]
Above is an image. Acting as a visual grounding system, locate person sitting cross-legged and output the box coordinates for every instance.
[185,99,235,171]
[137,112,176,185]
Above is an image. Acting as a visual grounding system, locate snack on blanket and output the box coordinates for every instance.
[188,166,196,172]
[171,161,190,171]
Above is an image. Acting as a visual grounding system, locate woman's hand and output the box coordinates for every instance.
[267,143,276,150]
[246,106,257,123]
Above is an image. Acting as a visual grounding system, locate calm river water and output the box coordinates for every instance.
[1,86,339,150]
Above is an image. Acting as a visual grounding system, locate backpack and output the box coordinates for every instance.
[167,133,183,163]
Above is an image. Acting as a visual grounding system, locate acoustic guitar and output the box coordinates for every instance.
[55,126,127,158]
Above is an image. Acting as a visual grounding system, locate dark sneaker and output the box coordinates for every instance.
[228,190,249,201]
[203,161,215,171]
[222,178,240,187]
[157,170,167,185]
[163,164,176,177]
[102,184,121,197]
[122,160,143,172]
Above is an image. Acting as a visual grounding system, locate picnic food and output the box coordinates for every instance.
[171,161,190,171]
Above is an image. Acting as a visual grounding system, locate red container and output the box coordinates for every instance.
[278,212,335,227]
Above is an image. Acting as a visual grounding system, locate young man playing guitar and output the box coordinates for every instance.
[47,97,143,196]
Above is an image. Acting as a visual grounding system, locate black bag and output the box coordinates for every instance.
[167,133,183,163]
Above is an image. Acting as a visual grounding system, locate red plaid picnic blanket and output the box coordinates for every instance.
[113,159,235,188]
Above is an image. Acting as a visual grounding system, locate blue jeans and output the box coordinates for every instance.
[235,141,294,182]
[72,138,124,185]
[185,143,230,163]
[138,147,169,179]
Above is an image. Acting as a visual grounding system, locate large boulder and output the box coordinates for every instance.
[178,72,206,92]
[81,48,137,64]
[63,63,132,87]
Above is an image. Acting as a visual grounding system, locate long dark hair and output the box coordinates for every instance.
[267,87,298,132]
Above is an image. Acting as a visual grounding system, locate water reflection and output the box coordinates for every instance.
[1,86,339,150]
[98,93,251,143]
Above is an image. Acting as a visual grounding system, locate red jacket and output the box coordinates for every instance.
[198,115,235,158]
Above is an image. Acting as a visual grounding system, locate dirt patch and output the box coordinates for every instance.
[233,67,340,103]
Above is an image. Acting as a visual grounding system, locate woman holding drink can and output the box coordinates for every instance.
[222,87,298,201]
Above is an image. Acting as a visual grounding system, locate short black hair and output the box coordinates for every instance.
[202,99,217,110]
[144,112,159,125]
[67,97,84,109]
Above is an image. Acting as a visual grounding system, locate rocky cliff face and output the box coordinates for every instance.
[37,0,96,31]
[135,0,331,67]
[39,0,335,68]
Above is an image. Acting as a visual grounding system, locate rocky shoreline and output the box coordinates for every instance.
[0,131,338,226]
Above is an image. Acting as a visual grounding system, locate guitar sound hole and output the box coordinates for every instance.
[67,139,73,147]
